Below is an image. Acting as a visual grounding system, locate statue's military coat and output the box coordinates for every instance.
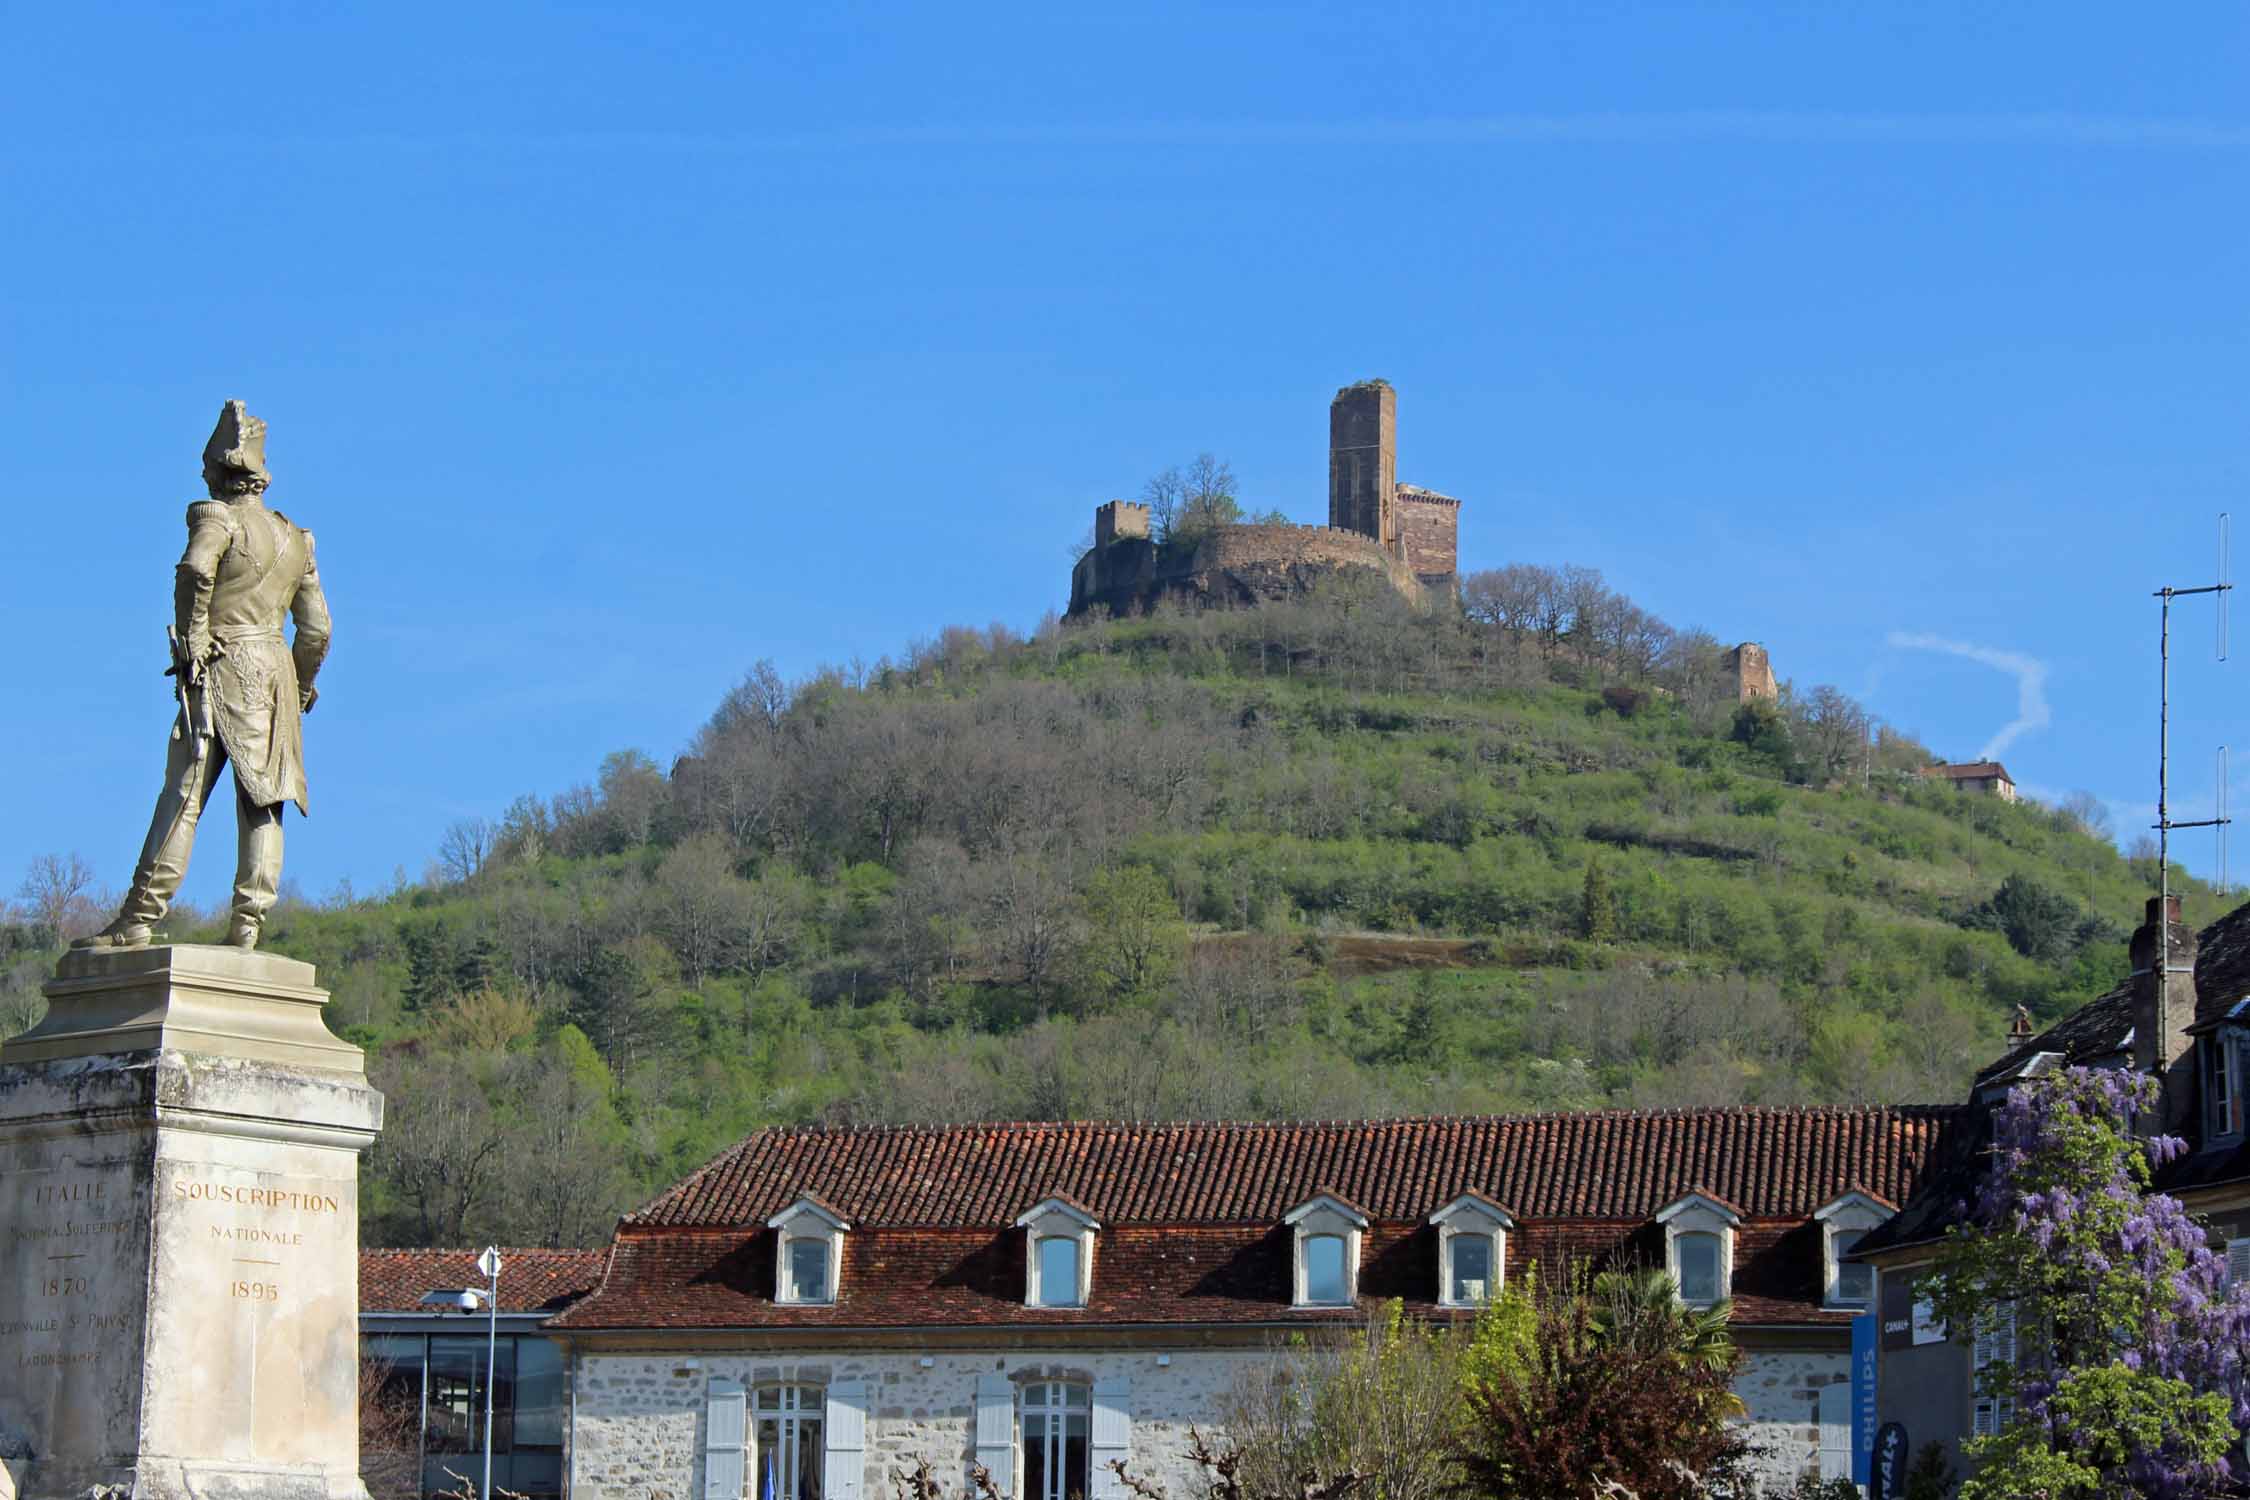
[175,497,331,813]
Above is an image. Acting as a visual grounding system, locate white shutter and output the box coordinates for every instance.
[2227,1238,2250,1286]
[824,1381,867,1500]
[1816,1384,1851,1479]
[1970,1302,2017,1436]
[706,1378,748,1500]
[1089,1378,1132,1500]
[974,1373,1015,1491]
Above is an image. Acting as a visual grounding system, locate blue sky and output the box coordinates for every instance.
[4,2,2247,909]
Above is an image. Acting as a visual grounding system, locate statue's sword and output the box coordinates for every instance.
[165,625,214,768]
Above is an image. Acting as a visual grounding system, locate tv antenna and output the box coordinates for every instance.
[2154,513,2232,928]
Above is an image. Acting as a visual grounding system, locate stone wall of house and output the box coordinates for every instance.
[1736,1346,1850,1485]
[570,1343,1841,1500]
[571,1347,1274,1500]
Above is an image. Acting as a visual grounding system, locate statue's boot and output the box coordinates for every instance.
[224,916,260,951]
[71,919,153,950]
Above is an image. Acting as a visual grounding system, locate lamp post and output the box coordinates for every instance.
[476,1247,504,1500]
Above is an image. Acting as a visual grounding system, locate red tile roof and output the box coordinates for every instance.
[360,1248,606,1314]
[554,1110,1961,1333]
[627,1110,1958,1229]
[1920,761,2014,784]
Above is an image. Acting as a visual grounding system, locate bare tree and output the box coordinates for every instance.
[1795,684,1872,784]
[437,818,494,885]
[708,658,792,744]
[365,1055,509,1245]
[16,852,98,940]
[359,1354,424,1500]
[1145,454,1242,543]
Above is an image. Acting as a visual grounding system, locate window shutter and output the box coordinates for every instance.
[1816,1385,1851,1479]
[1089,1378,1131,1500]
[2227,1238,2250,1287]
[705,1378,748,1500]
[974,1373,1015,1491]
[823,1381,866,1500]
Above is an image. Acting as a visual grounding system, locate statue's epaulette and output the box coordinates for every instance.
[185,499,238,534]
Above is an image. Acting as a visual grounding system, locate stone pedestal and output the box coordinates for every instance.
[0,946,383,1500]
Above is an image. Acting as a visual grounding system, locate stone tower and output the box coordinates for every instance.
[1329,380,1396,549]
[1726,643,1778,703]
[1094,500,1150,549]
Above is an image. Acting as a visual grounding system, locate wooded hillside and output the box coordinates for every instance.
[2,573,2215,1247]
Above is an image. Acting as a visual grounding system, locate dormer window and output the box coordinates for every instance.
[1014,1196,1099,1308]
[1428,1192,1515,1308]
[765,1194,849,1306]
[1285,1191,1370,1308]
[1814,1191,1894,1309]
[1655,1190,1742,1308]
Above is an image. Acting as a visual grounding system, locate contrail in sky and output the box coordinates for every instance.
[1887,632,2052,760]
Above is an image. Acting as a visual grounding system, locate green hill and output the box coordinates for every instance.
[0,579,2216,1247]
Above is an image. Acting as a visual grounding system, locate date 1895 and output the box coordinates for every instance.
[229,1280,281,1302]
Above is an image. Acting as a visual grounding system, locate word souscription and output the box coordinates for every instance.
[172,1181,343,1215]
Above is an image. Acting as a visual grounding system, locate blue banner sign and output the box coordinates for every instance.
[1852,1312,1879,1489]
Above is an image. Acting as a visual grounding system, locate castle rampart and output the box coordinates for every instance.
[1065,381,1459,619]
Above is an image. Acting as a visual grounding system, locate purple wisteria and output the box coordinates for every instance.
[1929,1066,2250,1498]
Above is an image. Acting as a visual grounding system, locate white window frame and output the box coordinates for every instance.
[1019,1380,1092,1500]
[1013,1197,1099,1309]
[2207,1031,2246,1143]
[1428,1192,1514,1308]
[752,1382,827,1500]
[766,1196,849,1306]
[1285,1192,1370,1308]
[1814,1191,1893,1309]
[1655,1191,1741,1308]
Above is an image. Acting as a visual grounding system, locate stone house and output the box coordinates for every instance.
[1916,761,2017,802]
[540,1109,1958,1500]
[1855,893,2250,1481]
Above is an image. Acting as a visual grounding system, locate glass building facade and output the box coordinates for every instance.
[361,1330,567,1499]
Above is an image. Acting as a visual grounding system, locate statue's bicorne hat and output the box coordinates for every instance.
[202,399,269,481]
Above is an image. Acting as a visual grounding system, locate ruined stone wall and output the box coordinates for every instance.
[1727,643,1778,703]
[569,1344,1838,1500]
[1395,486,1460,589]
[1067,524,1423,619]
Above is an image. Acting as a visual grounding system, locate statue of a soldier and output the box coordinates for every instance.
[76,401,331,951]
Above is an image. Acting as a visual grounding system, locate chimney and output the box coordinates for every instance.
[2129,894,2199,1128]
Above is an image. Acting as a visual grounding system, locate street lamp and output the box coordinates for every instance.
[476,1247,503,1500]
[416,1250,503,1500]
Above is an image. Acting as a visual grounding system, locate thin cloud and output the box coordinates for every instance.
[71,111,2250,160]
[1887,632,2052,761]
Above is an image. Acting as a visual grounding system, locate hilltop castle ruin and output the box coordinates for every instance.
[1062,382,1780,702]
[1068,380,1461,618]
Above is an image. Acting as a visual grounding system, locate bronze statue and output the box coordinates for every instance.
[76,401,331,951]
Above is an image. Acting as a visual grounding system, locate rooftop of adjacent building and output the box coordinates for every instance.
[1920,760,2015,783]
[360,1246,606,1314]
